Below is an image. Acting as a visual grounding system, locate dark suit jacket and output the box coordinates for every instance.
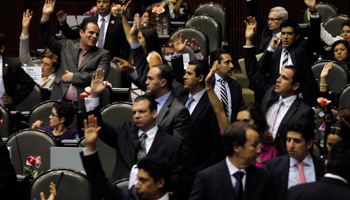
[189,159,272,200]
[287,177,350,200]
[0,142,17,199]
[1,57,35,109]
[58,14,130,59]
[246,0,273,53]
[257,16,321,106]
[81,151,174,200]
[264,155,325,200]
[39,20,111,110]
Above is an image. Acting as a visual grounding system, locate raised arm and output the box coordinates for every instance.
[19,9,35,66]
[319,62,333,93]
[121,1,133,45]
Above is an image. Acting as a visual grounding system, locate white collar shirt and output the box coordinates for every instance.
[186,88,206,115]
[214,73,232,122]
[137,125,158,153]
[226,156,247,192]
[288,152,316,188]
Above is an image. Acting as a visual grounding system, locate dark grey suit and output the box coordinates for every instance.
[38,20,111,110]
[264,155,325,200]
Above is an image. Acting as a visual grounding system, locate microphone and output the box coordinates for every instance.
[75,15,79,26]
[56,172,64,192]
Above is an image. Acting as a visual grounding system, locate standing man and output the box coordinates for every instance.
[190,122,272,200]
[246,0,288,53]
[288,140,350,200]
[0,33,34,110]
[264,119,325,200]
[39,0,111,110]
[56,0,130,60]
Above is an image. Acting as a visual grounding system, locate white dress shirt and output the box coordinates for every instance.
[288,152,316,188]
[96,13,111,48]
[226,157,247,192]
[0,56,6,104]
[186,89,206,115]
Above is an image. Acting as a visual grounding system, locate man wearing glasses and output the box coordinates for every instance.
[246,0,288,53]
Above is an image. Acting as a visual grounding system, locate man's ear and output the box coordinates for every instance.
[0,45,5,54]
[79,29,84,37]
[156,178,165,189]
[306,139,314,150]
[160,79,167,88]
[292,82,300,92]
[296,33,300,40]
[198,74,204,83]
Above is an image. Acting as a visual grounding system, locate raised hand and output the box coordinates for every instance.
[244,16,257,40]
[84,114,101,152]
[56,10,67,23]
[188,38,199,51]
[42,0,56,16]
[174,33,188,54]
[270,35,281,50]
[205,60,218,89]
[22,9,33,36]
[114,57,135,73]
[121,0,132,16]
[130,13,140,37]
[304,0,316,10]
[40,182,56,200]
[90,68,106,98]
[320,62,333,78]
[31,120,43,130]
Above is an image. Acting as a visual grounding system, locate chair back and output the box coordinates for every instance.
[30,168,94,200]
[303,3,338,23]
[107,61,123,88]
[194,2,228,42]
[170,27,209,61]
[323,14,350,37]
[28,100,78,130]
[5,129,59,174]
[0,104,11,137]
[113,178,129,192]
[185,15,222,53]
[100,86,113,108]
[100,101,133,126]
[339,84,350,109]
[311,61,348,93]
[15,84,43,112]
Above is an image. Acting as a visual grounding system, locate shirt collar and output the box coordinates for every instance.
[274,32,281,37]
[280,94,297,107]
[158,192,170,200]
[48,73,55,80]
[189,88,206,102]
[98,13,111,23]
[0,55,3,63]
[215,72,226,82]
[155,91,172,105]
[225,156,246,176]
[138,125,158,141]
[290,152,313,167]
[325,173,348,184]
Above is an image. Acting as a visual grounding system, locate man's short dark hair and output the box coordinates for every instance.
[134,95,157,112]
[153,64,173,89]
[137,156,171,192]
[0,33,6,47]
[287,119,314,143]
[53,101,77,127]
[223,121,257,156]
[280,19,301,36]
[188,60,209,85]
[327,140,350,180]
[209,48,230,68]
[284,65,306,94]
[81,22,99,32]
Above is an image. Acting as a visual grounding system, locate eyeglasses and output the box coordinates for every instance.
[40,61,53,68]
[267,18,282,22]
[50,113,59,118]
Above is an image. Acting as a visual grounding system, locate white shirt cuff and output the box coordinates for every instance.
[20,33,29,39]
[243,45,255,48]
[85,97,100,112]
[131,43,141,49]
[82,148,97,156]
[194,52,204,60]
[310,14,320,18]
[267,47,275,52]
[129,70,138,80]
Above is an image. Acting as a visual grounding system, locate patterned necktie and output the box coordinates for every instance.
[296,162,307,184]
[219,78,229,117]
[233,171,245,200]
[186,96,195,110]
[281,49,289,70]
[137,133,147,161]
[268,99,284,133]
[97,18,105,48]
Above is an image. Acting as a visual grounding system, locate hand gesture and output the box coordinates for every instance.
[121,0,132,16]
[61,70,73,82]
[244,16,257,40]
[22,9,33,35]
[320,62,333,78]
[270,35,281,50]
[32,120,43,130]
[205,61,218,89]
[174,33,188,54]
[188,38,199,51]
[42,0,56,16]
[84,114,101,152]
[130,13,140,37]
[304,0,316,10]
[40,182,56,200]
[1,94,13,105]
[90,68,106,98]
[114,57,135,73]
[56,10,67,23]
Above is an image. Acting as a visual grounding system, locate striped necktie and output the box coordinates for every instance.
[219,78,229,117]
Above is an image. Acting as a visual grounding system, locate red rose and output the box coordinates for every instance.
[321,99,329,107]
[80,92,89,99]
[27,156,36,164]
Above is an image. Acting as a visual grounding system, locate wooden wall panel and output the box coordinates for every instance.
[0,0,349,65]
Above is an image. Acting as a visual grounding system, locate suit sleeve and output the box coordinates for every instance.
[246,0,267,35]
[19,37,34,66]
[171,56,185,85]
[58,21,81,40]
[38,20,63,57]
[118,26,131,60]
[206,106,224,166]
[189,171,207,200]
[72,51,111,87]
[132,46,149,90]
[10,62,35,107]
[172,106,190,149]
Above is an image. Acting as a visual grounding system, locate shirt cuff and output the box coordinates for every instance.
[267,47,275,52]
[310,14,320,18]
[195,52,204,60]
[59,22,65,26]
[82,148,97,156]
[20,33,29,39]
[131,43,141,49]
[171,53,182,60]
[129,70,138,80]
[243,45,255,48]
[85,97,99,112]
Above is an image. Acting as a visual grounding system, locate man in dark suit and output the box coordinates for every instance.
[244,16,314,155]
[56,0,129,60]
[0,141,17,199]
[190,122,272,200]
[246,0,288,53]
[0,33,35,110]
[264,119,325,200]
[288,139,350,200]
[39,0,111,110]
[257,0,320,106]
[84,69,183,193]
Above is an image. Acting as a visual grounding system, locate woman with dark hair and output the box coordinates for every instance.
[31,102,78,140]
[140,10,157,29]
[205,65,277,167]
[337,107,350,122]
[160,0,190,22]
[330,40,350,70]
[326,121,350,152]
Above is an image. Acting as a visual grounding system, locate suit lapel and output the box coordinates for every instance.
[105,16,116,44]
[2,57,8,77]
[280,156,290,197]
[277,98,300,136]
[156,94,173,124]
[217,160,236,199]
[78,48,98,71]
[312,155,325,179]
[147,130,164,155]
[126,126,139,165]
[190,92,208,127]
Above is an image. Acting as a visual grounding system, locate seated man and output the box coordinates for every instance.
[264,119,325,200]
[84,69,183,196]
[0,33,35,110]
[288,139,350,200]
[190,122,272,200]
